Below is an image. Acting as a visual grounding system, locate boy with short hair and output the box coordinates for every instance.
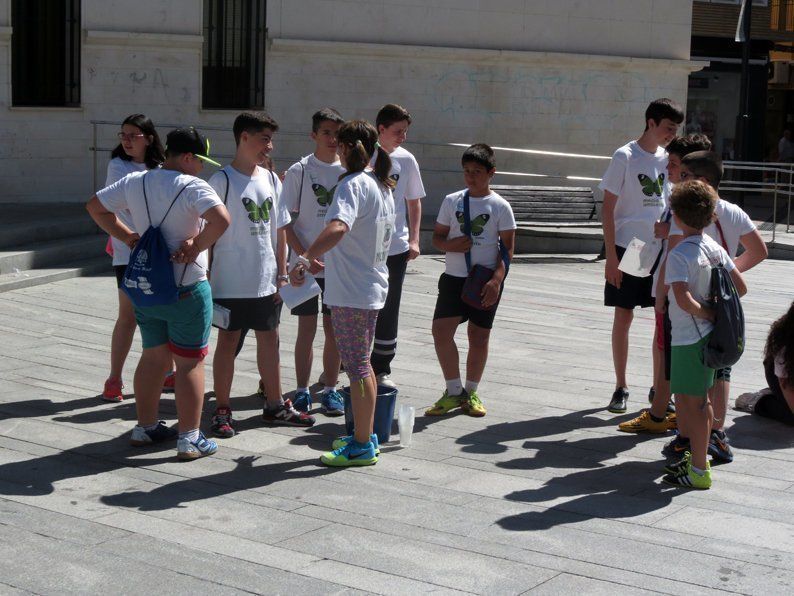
[600,98,684,414]
[370,104,426,388]
[280,108,346,415]
[86,127,230,460]
[209,112,315,435]
[426,144,516,417]
[662,180,746,489]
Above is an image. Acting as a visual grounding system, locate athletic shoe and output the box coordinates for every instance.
[320,440,378,467]
[177,432,218,461]
[210,407,235,438]
[461,390,486,417]
[320,389,345,417]
[331,432,380,453]
[735,389,771,413]
[662,461,711,490]
[426,390,466,416]
[101,377,124,403]
[130,421,178,446]
[262,400,316,427]
[256,380,267,399]
[162,371,175,394]
[647,387,655,403]
[376,373,397,389]
[617,410,672,434]
[665,401,676,414]
[662,434,691,458]
[664,450,691,475]
[708,430,734,464]
[607,388,629,413]
[292,390,312,413]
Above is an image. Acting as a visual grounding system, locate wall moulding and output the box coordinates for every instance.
[84,30,203,50]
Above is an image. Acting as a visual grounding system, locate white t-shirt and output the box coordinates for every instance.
[208,165,290,298]
[105,157,148,266]
[96,169,222,287]
[599,141,669,248]
[436,190,517,278]
[323,171,396,310]
[281,154,346,278]
[380,146,425,255]
[669,198,756,259]
[665,234,735,346]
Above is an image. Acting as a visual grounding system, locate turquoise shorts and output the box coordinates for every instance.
[670,335,715,398]
[134,280,212,360]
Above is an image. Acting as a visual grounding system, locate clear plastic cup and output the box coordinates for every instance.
[398,404,415,448]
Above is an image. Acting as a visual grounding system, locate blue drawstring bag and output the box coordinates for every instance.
[122,173,192,307]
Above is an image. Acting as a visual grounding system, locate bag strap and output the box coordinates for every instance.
[462,190,511,277]
[714,219,728,251]
[221,169,230,205]
[159,181,194,227]
[296,161,305,215]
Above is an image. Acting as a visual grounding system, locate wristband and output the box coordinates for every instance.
[277,274,289,282]
[296,255,311,269]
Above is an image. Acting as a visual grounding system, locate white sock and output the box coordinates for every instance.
[323,386,336,394]
[445,378,463,396]
[690,465,706,476]
[296,387,309,395]
[179,428,200,443]
[140,422,160,432]
[465,380,479,394]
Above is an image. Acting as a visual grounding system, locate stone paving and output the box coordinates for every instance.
[0,255,792,595]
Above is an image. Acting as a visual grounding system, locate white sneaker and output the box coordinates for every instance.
[177,432,218,460]
[376,373,397,389]
[735,388,772,413]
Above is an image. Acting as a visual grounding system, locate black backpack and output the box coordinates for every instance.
[689,242,745,369]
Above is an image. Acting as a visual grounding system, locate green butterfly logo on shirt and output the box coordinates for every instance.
[242,197,272,224]
[455,211,491,236]
[389,173,400,185]
[312,183,336,207]
[637,173,665,197]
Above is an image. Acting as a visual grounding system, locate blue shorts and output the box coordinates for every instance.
[134,280,212,360]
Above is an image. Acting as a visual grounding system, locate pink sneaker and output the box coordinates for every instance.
[162,371,176,394]
[101,378,124,403]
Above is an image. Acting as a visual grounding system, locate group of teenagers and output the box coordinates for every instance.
[86,104,517,467]
[600,98,794,490]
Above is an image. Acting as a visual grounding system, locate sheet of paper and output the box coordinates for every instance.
[278,273,322,310]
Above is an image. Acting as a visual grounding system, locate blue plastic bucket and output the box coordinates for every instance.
[341,384,398,444]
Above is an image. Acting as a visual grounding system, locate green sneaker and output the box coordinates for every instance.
[461,390,486,417]
[320,441,378,467]
[331,433,380,454]
[662,461,711,490]
[425,390,465,416]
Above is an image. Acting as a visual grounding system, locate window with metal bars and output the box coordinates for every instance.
[202,0,266,110]
[11,0,81,107]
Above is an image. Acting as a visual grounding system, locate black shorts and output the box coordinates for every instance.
[290,277,330,317]
[213,295,282,332]
[114,265,127,289]
[432,273,500,330]
[604,245,654,309]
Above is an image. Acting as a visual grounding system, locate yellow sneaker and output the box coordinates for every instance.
[460,391,486,417]
[617,410,670,434]
[425,390,465,416]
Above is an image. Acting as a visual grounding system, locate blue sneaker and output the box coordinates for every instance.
[129,421,178,446]
[293,390,312,412]
[708,430,734,464]
[662,433,690,458]
[177,432,218,461]
[331,433,380,454]
[320,440,378,467]
[321,389,345,417]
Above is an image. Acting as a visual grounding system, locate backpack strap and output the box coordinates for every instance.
[142,172,152,226]
[221,169,230,205]
[159,181,194,227]
[714,219,728,251]
[296,161,305,216]
[462,191,472,273]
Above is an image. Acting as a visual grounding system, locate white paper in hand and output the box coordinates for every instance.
[278,273,321,310]
[618,237,653,278]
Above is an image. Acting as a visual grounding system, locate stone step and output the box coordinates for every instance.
[0,234,107,276]
[0,256,111,293]
[0,215,101,250]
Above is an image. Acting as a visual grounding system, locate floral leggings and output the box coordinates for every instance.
[330,307,379,382]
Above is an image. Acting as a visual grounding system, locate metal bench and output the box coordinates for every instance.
[490,185,598,225]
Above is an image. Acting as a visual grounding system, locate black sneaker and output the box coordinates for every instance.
[262,399,316,427]
[708,430,734,464]
[649,386,676,414]
[210,407,236,438]
[607,388,629,413]
[662,434,691,458]
[647,387,655,403]
[129,421,178,446]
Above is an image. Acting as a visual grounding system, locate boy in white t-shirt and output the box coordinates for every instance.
[209,112,316,435]
[87,127,231,460]
[370,104,426,388]
[426,144,516,418]
[661,181,746,489]
[599,98,683,414]
[280,108,346,416]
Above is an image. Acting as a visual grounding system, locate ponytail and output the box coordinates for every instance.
[372,145,394,189]
[337,120,395,189]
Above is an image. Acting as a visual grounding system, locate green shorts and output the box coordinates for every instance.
[670,335,715,398]
[134,280,213,360]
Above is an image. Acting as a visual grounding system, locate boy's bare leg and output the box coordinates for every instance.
[110,290,137,380]
[465,323,491,384]
[257,329,283,409]
[650,345,672,419]
[651,330,660,396]
[212,329,242,409]
[294,315,317,388]
[351,368,377,444]
[173,353,205,432]
[133,345,171,425]
[322,314,341,386]
[677,395,712,470]
[612,307,633,389]
[710,379,730,432]
[432,317,462,381]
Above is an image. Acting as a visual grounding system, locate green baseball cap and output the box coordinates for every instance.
[165,127,222,167]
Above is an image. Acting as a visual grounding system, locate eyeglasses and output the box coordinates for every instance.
[117,132,146,141]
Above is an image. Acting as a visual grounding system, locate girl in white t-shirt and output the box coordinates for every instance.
[289,120,396,467]
[101,114,165,403]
